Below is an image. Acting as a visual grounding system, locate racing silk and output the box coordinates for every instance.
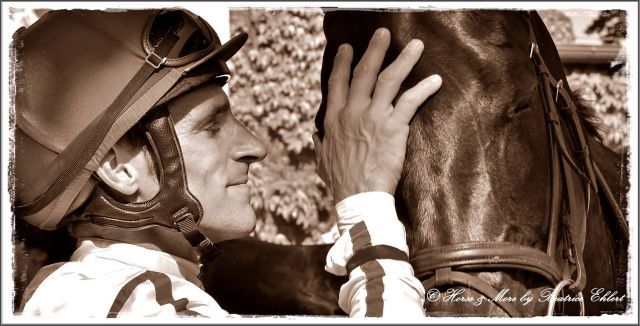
[326,192,426,317]
[19,192,422,318]
[19,238,232,318]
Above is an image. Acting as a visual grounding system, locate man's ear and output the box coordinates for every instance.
[96,148,140,196]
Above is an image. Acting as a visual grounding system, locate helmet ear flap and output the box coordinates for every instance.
[77,106,221,262]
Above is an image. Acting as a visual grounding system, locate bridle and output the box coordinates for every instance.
[409,13,625,317]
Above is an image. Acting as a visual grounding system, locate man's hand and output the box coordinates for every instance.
[313,28,442,203]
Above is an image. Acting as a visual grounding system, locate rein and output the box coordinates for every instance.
[408,14,623,317]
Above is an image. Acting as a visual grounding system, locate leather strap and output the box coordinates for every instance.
[531,39,591,294]
[411,242,563,284]
[594,163,628,239]
[594,162,629,309]
[346,245,408,275]
[532,46,596,189]
[174,210,222,262]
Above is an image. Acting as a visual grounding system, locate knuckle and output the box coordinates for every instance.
[353,62,371,77]
[338,111,351,125]
[401,91,418,104]
[327,97,341,109]
[377,70,395,84]
[325,124,337,139]
[408,93,421,104]
[328,74,341,86]
[362,108,375,121]
[344,108,366,125]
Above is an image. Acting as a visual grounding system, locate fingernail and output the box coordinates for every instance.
[374,28,387,38]
[429,74,442,85]
[339,44,352,54]
[408,39,423,50]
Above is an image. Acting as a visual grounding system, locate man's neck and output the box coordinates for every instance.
[70,222,200,264]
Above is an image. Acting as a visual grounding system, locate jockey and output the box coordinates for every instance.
[13,8,441,318]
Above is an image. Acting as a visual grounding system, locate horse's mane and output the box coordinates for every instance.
[572,90,604,141]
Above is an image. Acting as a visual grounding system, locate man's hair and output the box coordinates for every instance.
[70,125,158,236]
[114,125,159,183]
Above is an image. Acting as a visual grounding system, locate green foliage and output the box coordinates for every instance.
[228,9,336,244]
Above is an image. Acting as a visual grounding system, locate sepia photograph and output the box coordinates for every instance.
[1,1,637,322]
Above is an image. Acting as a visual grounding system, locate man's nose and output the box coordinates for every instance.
[231,124,267,163]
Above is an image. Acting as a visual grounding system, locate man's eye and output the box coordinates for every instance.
[205,123,221,134]
[201,110,228,135]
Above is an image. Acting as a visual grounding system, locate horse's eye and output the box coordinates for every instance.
[513,104,530,114]
[505,104,530,120]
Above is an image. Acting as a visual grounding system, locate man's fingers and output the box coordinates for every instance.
[348,28,390,105]
[371,39,424,109]
[325,44,354,127]
[392,74,442,125]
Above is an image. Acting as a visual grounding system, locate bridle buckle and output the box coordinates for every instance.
[555,80,564,103]
[529,42,537,59]
[145,51,167,69]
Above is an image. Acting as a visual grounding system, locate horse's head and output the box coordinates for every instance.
[318,10,598,316]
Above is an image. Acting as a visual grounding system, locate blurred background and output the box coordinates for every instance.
[8,6,631,310]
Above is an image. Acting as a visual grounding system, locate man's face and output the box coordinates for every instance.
[168,82,266,243]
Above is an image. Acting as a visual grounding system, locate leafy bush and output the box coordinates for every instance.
[228,9,336,244]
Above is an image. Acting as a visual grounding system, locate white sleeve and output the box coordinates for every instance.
[325,192,425,318]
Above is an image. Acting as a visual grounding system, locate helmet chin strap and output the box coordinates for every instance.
[80,106,222,263]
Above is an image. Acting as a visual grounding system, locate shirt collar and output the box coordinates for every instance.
[71,238,203,288]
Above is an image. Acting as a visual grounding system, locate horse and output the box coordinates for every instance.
[316,9,629,317]
[12,218,77,311]
[201,237,346,316]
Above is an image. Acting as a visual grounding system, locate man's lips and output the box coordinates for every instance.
[227,177,249,187]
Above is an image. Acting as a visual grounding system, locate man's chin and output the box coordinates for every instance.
[204,211,257,243]
[234,217,257,238]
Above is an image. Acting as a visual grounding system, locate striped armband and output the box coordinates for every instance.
[346,244,409,275]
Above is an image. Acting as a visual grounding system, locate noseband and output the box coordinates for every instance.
[409,14,624,317]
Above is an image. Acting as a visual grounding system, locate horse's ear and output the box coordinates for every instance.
[321,7,337,14]
[529,10,573,95]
